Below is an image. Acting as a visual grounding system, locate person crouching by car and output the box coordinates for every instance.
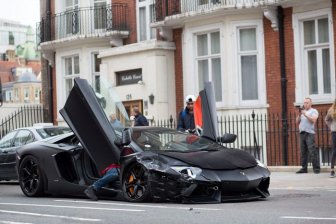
[84,163,120,201]
[177,95,196,133]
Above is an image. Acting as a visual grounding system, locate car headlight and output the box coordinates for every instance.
[171,166,202,179]
[256,159,267,168]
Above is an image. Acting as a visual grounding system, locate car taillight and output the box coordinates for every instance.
[121,147,135,156]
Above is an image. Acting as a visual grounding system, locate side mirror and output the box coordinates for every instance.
[217,133,237,144]
[121,128,132,146]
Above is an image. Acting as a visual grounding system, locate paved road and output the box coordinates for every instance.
[0,172,335,224]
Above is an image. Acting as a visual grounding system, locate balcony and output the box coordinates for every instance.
[154,0,287,22]
[37,4,129,48]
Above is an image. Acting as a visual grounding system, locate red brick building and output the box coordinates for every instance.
[39,0,335,165]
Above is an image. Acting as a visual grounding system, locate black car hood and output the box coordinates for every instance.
[158,149,257,170]
[59,78,119,172]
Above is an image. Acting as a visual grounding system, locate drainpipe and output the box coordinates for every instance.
[47,0,54,123]
[278,6,288,165]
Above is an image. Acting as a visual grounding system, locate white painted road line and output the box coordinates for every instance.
[0,210,101,222]
[54,199,222,211]
[0,221,33,224]
[271,186,336,191]
[281,216,336,221]
[0,202,144,212]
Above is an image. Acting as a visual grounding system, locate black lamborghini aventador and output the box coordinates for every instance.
[16,78,270,203]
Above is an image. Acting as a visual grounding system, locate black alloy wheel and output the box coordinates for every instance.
[122,163,151,202]
[18,155,44,197]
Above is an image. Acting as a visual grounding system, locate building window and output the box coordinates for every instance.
[94,0,107,30]
[5,91,12,102]
[35,88,40,100]
[303,17,331,95]
[64,55,80,97]
[24,88,29,101]
[8,31,14,45]
[65,0,79,35]
[137,0,155,41]
[92,53,101,93]
[238,27,258,101]
[14,88,19,101]
[294,9,335,103]
[196,31,222,102]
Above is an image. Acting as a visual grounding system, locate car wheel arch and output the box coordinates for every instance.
[18,154,46,197]
[121,162,152,202]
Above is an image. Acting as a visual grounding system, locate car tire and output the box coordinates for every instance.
[18,155,45,197]
[122,163,151,202]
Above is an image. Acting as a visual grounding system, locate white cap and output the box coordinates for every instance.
[185,95,196,103]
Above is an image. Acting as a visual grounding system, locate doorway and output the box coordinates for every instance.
[122,100,143,118]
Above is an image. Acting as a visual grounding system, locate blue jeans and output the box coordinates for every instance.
[92,168,119,190]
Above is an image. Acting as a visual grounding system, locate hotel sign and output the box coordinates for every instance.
[116,69,142,86]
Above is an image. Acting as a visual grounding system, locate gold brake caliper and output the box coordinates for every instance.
[128,174,134,194]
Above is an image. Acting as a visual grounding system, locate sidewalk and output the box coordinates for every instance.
[268,166,330,173]
[269,172,335,189]
[268,167,335,189]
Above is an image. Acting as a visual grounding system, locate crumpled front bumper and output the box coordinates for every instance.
[148,165,270,203]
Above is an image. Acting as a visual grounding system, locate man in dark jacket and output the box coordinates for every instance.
[177,95,196,133]
[133,107,149,126]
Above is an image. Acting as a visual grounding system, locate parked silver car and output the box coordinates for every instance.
[0,124,71,181]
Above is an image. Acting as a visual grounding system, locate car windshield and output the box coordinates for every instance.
[131,129,222,152]
[36,127,72,139]
[96,76,132,136]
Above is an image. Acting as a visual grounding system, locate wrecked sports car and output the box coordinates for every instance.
[16,78,270,203]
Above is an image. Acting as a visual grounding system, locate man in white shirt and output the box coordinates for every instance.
[296,97,320,174]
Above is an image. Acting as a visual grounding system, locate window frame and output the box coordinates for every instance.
[293,8,335,104]
[63,54,80,98]
[23,88,29,101]
[13,130,34,147]
[194,30,222,102]
[91,52,101,93]
[233,20,266,106]
[65,0,79,35]
[92,0,108,31]
[35,88,40,100]
[137,0,155,42]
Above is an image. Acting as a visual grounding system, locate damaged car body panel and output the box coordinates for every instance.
[16,77,270,203]
[120,127,270,203]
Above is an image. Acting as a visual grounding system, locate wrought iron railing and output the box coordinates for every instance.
[154,0,287,22]
[0,105,45,138]
[37,4,128,45]
[1,106,331,167]
[152,110,332,166]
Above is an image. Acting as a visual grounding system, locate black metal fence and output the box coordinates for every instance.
[1,106,331,167]
[0,105,45,139]
[152,111,332,166]
[37,3,129,44]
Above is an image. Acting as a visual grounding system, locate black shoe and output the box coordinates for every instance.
[296,169,307,174]
[84,186,98,201]
[313,169,320,174]
[330,171,335,178]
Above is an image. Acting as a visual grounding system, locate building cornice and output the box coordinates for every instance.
[99,40,176,58]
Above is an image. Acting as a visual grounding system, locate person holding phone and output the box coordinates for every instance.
[296,97,320,174]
